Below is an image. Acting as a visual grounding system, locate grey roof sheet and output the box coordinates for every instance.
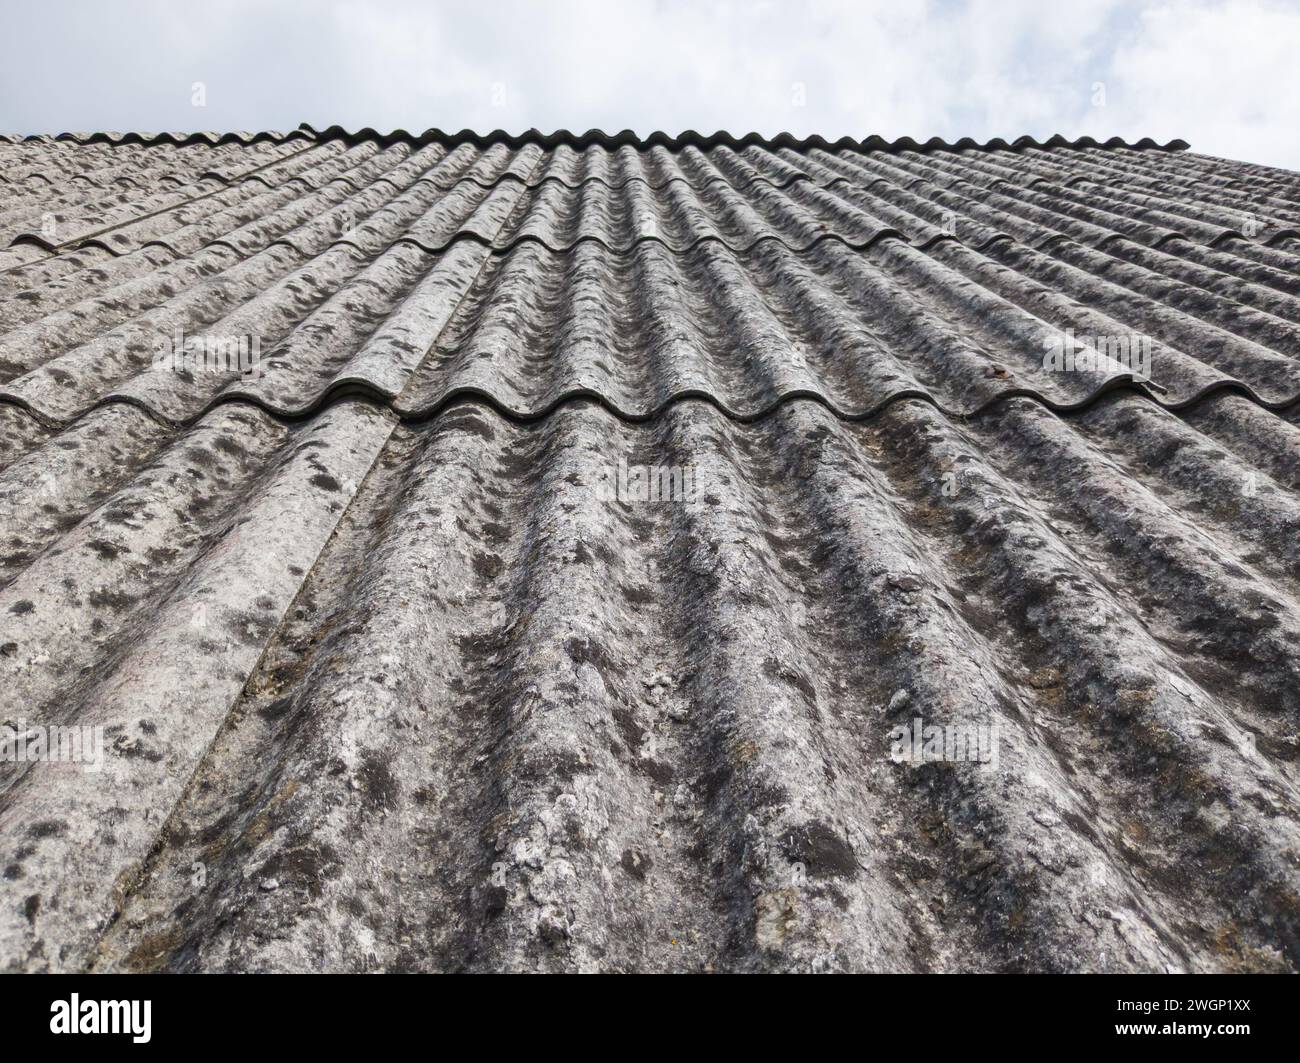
[0,127,1298,973]
[3,134,1300,427]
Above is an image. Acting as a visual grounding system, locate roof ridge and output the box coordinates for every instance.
[298,127,1195,154]
[0,129,310,146]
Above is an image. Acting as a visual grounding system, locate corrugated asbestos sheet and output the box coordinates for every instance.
[1,125,1298,973]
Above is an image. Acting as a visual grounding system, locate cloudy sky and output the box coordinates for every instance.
[3,0,1298,167]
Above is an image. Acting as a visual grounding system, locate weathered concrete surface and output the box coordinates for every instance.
[2,131,1299,972]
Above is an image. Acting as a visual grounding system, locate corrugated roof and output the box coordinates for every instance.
[1,128,1298,973]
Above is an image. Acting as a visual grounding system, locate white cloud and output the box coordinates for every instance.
[1106,0,1300,166]
[1,0,1296,168]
